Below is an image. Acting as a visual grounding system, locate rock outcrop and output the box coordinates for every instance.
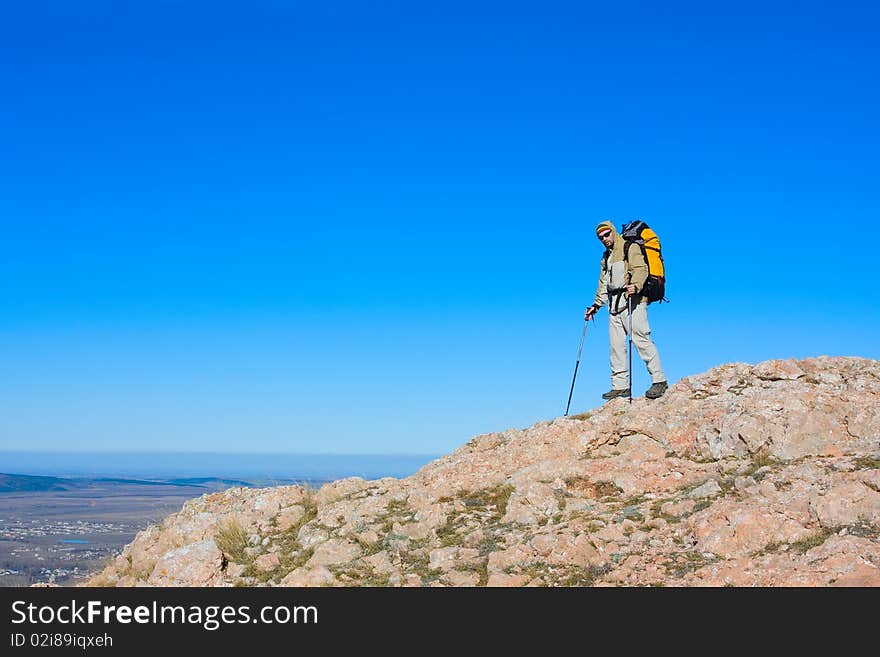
[84,356,880,587]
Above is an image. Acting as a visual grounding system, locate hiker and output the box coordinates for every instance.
[584,220,667,399]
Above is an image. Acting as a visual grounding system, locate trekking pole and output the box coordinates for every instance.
[627,293,633,404]
[564,318,589,416]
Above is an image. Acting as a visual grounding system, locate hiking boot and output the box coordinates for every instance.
[645,381,668,399]
[601,388,631,400]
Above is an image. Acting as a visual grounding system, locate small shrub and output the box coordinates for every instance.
[215,517,250,563]
[751,446,776,469]
[852,456,880,470]
[692,500,712,513]
[789,528,838,554]
[664,550,709,578]
[460,484,515,517]
[565,476,621,499]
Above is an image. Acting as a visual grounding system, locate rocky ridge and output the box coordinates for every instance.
[85,356,880,587]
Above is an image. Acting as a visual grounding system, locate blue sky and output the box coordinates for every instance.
[2,1,878,458]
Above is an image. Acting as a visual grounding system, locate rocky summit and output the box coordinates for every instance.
[85,356,880,587]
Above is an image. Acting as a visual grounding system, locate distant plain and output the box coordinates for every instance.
[0,452,435,587]
[0,477,285,587]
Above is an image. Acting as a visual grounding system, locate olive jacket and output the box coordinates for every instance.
[591,225,648,315]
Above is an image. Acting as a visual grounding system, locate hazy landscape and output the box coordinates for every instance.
[0,474,306,586]
[0,453,435,587]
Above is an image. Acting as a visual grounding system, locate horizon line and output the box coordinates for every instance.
[0,449,440,457]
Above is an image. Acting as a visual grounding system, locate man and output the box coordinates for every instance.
[584,220,667,399]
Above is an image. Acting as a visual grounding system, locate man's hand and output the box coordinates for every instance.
[584,306,597,321]
[625,284,636,296]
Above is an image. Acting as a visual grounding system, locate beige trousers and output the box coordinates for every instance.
[609,299,665,389]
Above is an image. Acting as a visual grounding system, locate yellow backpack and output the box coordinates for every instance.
[621,220,666,303]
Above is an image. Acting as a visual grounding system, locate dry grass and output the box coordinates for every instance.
[215,517,251,564]
[565,476,622,500]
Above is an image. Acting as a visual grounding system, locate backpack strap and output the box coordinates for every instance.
[602,249,628,314]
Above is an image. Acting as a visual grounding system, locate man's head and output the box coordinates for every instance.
[596,221,615,248]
